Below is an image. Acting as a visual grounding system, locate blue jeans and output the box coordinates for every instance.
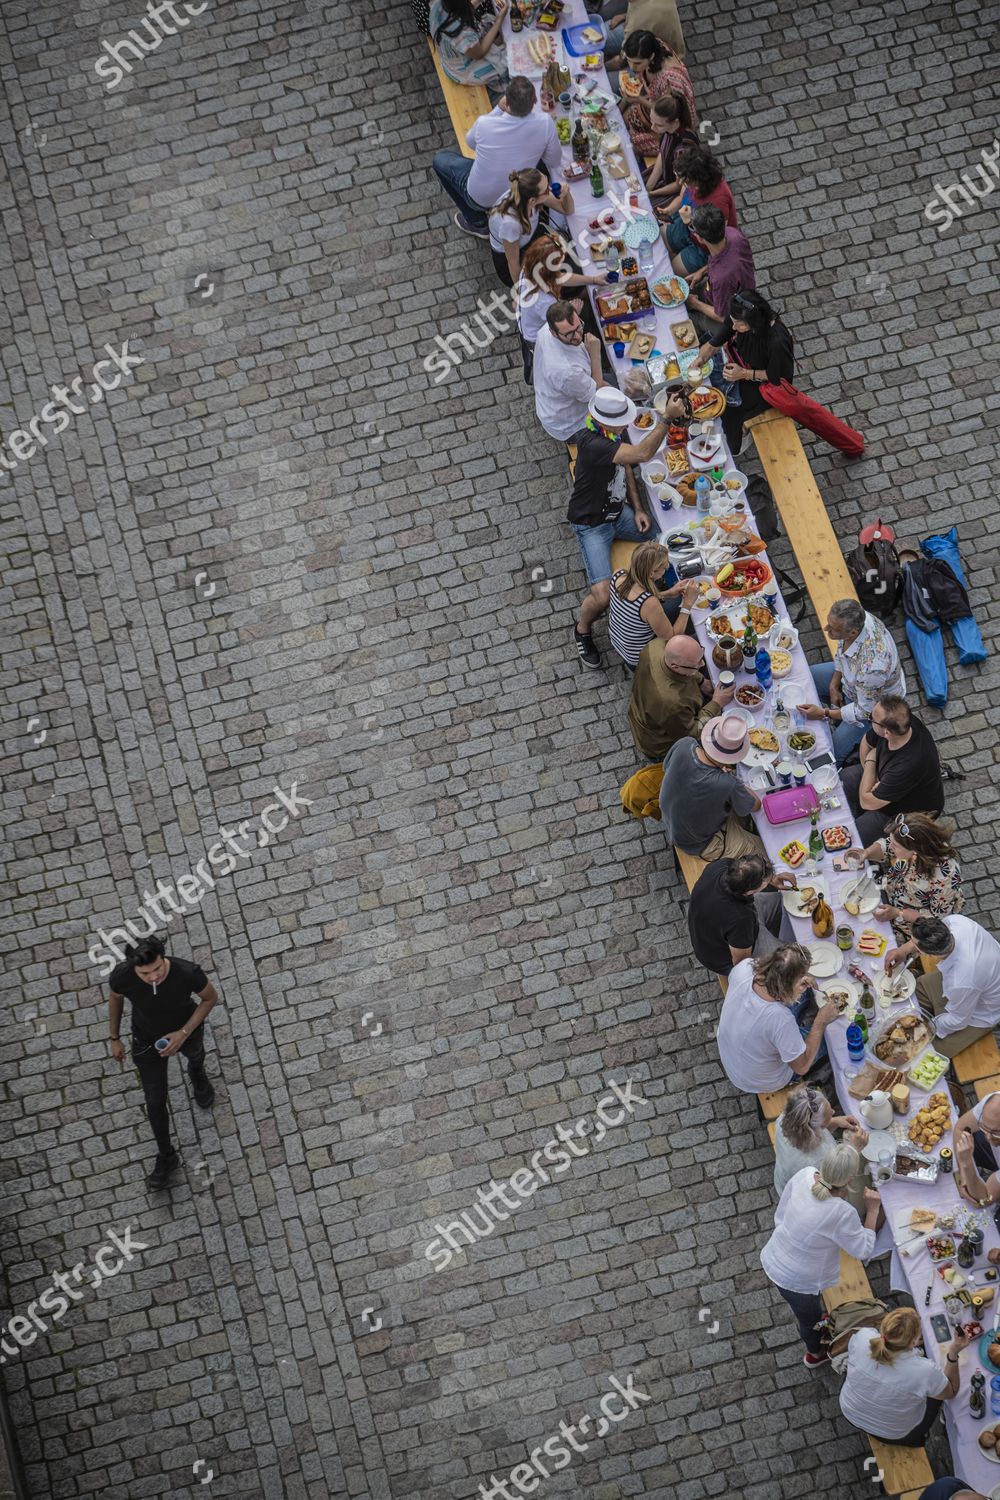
[572,508,647,586]
[432,150,489,229]
[792,988,828,1063]
[810,661,869,764]
[772,1283,825,1356]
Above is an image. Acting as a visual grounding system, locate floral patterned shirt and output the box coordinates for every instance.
[877,839,963,939]
[836,613,905,725]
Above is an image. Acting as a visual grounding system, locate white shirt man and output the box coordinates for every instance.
[834,611,906,724]
[532,306,602,442]
[924,914,1000,1039]
[466,104,561,212]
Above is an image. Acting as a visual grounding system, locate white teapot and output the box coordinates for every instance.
[860,1090,894,1132]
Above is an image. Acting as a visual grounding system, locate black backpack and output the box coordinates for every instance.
[846,538,902,616]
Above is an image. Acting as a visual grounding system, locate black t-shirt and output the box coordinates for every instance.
[687,859,758,975]
[110,956,209,1042]
[567,427,627,526]
[868,715,944,815]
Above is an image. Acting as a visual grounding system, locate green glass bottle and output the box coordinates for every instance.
[589,159,605,198]
[808,808,824,862]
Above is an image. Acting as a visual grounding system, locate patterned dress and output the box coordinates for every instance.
[622,56,698,158]
[876,841,964,941]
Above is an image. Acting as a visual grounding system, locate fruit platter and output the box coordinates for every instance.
[926,1233,958,1263]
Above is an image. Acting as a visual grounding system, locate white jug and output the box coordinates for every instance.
[861,1090,894,1132]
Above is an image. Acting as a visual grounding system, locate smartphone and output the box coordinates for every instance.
[929,1313,951,1344]
[832,854,854,873]
[807,750,835,773]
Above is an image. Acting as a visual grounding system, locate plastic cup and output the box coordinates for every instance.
[613,340,625,358]
[155,1038,170,1052]
[606,270,619,283]
[791,762,807,786]
[550,181,561,199]
[705,587,721,611]
[718,670,735,690]
[776,760,792,787]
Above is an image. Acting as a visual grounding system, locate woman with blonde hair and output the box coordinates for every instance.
[760,1144,881,1366]
[845,813,963,942]
[840,1305,968,1444]
[607,541,698,669]
[489,170,573,287]
[773,1085,868,1206]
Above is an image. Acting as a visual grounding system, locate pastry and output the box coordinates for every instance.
[981,1428,997,1450]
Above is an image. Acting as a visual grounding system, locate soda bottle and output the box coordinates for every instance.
[589,160,605,198]
[852,1006,869,1045]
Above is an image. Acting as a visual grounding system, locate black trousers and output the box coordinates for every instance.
[132,1029,207,1154]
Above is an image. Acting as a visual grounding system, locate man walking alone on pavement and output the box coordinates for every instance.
[107,936,220,1189]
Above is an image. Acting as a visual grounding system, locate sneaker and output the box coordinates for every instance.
[802,1350,830,1368]
[574,626,602,669]
[453,211,489,240]
[190,1072,215,1109]
[146,1148,180,1190]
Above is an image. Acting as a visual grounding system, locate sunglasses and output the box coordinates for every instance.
[890,816,911,839]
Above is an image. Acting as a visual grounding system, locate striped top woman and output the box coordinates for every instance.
[608,541,698,669]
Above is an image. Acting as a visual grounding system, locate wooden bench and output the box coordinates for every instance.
[975,1074,1000,1101]
[955,1033,1000,1085]
[744,409,857,650]
[427,39,491,158]
[761,1139,933,1494]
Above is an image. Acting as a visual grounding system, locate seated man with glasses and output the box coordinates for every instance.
[841,692,944,844]
[953,1084,1000,1197]
[628,634,734,762]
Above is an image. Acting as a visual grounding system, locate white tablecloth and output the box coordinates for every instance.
[503,12,994,1483]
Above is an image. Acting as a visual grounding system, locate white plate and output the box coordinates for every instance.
[688,436,723,466]
[861,1129,897,1163]
[783,878,828,917]
[743,744,780,769]
[876,968,917,1003]
[808,942,843,978]
[819,975,860,1012]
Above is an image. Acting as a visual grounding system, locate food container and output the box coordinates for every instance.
[890,1082,911,1115]
[711,635,743,671]
[866,1007,934,1068]
[893,1148,939,1184]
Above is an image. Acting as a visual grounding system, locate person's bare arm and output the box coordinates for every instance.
[465,0,509,58]
[615,417,669,465]
[955,1128,999,1206]
[639,583,698,642]
[857,739,890,811]
[584,332,603,384]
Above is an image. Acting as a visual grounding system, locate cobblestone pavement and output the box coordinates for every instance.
[1,0,998,1497]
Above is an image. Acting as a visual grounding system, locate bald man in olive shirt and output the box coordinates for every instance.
[628,635,734,762]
